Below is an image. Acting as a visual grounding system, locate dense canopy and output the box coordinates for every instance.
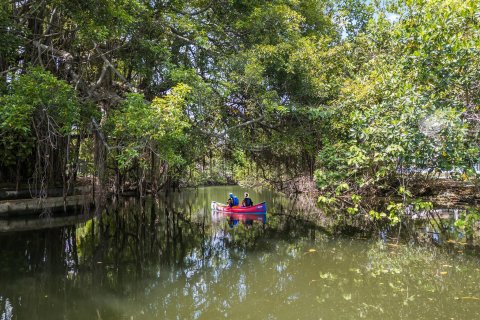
[0,0,479,225]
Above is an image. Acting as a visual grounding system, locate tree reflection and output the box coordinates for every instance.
[0,189,325,319]
[3,187,480,319]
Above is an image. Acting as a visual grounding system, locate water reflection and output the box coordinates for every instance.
[1,187,480,319]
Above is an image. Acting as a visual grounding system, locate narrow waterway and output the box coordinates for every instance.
[1,186,480,319]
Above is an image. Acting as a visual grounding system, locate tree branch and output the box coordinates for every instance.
[94,44,136,92]
[224,116,265,133]
[171,2,213,16]
[93,61,109,89]
[91,118,111,151]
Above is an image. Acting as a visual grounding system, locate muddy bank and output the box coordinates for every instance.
[410,179,480,207]
[275,175,480,208]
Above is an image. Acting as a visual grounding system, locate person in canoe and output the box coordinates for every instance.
[227,193,239,207]
[242,192,253,207]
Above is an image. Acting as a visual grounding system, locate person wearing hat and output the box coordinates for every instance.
[242,192,253,207]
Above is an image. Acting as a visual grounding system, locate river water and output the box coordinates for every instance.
[1,186,480,319]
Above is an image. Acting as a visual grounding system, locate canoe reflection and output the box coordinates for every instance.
[212,210,267,225]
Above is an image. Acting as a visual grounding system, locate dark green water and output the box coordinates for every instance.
[1,186,480,319]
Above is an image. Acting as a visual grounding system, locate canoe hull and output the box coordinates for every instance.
[211,201,267,214]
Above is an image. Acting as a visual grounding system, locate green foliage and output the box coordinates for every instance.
[0,67,79,166]
[315,0,480,220]
[0,3,21,93]
[108,84,190,171]
[1,0,479,210]
[454,208,480,237]
[60,0,146,43]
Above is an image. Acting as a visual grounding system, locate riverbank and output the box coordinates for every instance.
[270,174,480,206]
[0,185,92,216]
[2,175,478,247]
[245,174,480,246]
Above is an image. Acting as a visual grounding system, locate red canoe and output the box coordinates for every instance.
[211,201,267,214]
